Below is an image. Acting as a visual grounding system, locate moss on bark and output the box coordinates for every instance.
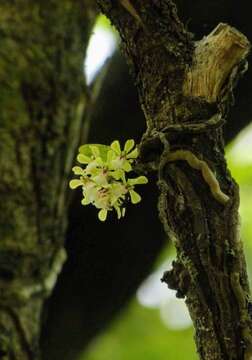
[0,1,96,358]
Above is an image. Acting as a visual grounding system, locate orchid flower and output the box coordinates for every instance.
[69,140,148,221]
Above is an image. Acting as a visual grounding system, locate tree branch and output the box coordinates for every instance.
[95,1,252,359]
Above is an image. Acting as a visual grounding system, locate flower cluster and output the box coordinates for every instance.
[69,139,148,221]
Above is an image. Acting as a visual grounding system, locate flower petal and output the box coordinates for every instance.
[79,144,92,155]
[72,166,85,175]
[69,179,83,189]
[77,154,91,164]
[114,205,121,219]
[98,209,108,221]
[129,189,141,204]
[107,149,115,163]
[122,161,132,172]
[90,145,100,158]
[124,139,135,153]
[121,171,127,184]
[128,176,148,186]
[95,157,104,167]
[93,173,108,186]
[81,197,91,205]
[111,169,124,180]
[127,148,139,159]
[110,140,121,155]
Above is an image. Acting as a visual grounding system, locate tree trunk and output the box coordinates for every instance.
[96,1,252,359]
[0,1,96,358]
[2,1,252,359]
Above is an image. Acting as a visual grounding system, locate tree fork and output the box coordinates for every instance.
[96,0,252,359]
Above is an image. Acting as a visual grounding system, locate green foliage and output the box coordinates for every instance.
[70,140,148,221]
[82,301,196,360]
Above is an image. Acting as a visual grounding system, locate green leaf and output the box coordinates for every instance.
[124,139,135,153]
[129,190,141,204]
[111,140,121,155]
[98,209,108,221]
[69,179,83,189]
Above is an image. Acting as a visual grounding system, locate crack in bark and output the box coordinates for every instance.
[0,305,38,360]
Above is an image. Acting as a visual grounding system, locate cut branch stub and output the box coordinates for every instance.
[183,23,250,102]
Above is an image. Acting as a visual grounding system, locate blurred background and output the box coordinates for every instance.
[75,16,252,360]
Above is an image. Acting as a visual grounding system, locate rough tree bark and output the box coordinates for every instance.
[42,48,252,360]
[0,1,96,358]
[1,1,252,360]
[96,1,252,359]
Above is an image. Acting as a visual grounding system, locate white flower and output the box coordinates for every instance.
[93,188,110,209]
[92,170,109,186]
[81,180,99,205]
[69,140,148,222]
[109,139,139,173]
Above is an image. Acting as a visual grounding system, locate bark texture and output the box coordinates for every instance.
[96,1,252,359]
[0,1,96,359]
